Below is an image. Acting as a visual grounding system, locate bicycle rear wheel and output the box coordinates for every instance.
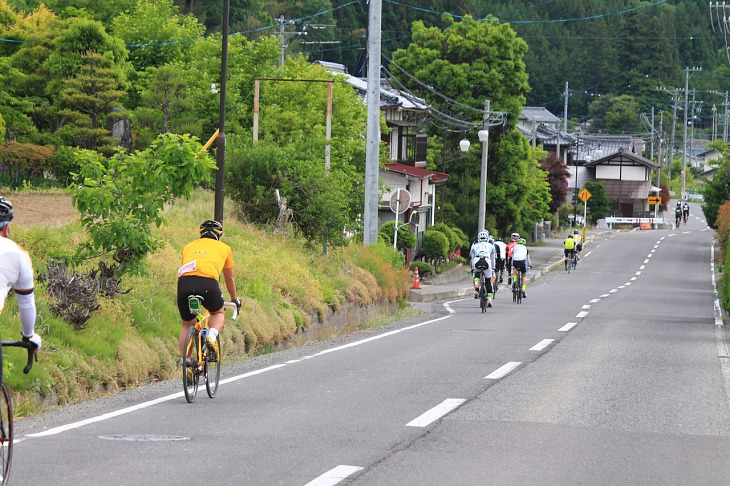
[480,286,487,313]
[512,280,518,302]
[182,326,200,403]
[0,382,13,485]
[205,335,221,398]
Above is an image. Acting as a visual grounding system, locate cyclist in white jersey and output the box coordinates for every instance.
[511,237,531,298]
[0,197,41,351]
[469,229,495,298]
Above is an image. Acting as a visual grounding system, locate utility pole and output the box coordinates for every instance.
[558,81,568,161]
[669,88,677,179]
[276,16,307,67]
[682,67,702,199]
[363,0,381,245]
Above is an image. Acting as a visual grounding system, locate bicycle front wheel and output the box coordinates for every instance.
[182,326,200,403]
[0,382,13,485]
[205,335,221,398]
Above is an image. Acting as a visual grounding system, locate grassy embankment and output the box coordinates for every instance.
[0,189,414,416]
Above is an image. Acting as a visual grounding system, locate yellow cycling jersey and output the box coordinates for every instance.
[564,237,575,250]
[573,234,582,244]
[178,238,234,280]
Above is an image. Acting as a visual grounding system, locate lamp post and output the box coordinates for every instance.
[214,0,230,222]
[477,127,489,231]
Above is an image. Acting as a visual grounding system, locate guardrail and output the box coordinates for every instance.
[601,217,665,229]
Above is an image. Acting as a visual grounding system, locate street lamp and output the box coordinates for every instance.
[477,128,489,231]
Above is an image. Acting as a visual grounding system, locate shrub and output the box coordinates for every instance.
[378,221,416,252]
[422,230,449,263]
[409,261,433,278]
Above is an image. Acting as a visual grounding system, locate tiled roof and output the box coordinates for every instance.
[585,147,659,169]
[383,163,449,183]
[602,180,654,199]
[520,107,560,124]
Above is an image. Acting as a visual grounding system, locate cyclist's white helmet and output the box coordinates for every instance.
[477,229,489,242]
[510,232,520,241]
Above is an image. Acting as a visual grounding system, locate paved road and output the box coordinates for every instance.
[10,203,729,485]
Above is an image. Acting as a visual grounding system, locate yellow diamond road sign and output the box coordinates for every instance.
[578,188,592,202]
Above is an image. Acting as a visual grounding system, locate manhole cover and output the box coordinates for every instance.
[98,434,189,442]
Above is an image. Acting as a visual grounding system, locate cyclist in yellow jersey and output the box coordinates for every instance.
[563,233,576,271]
[177,220,240,363]
[573,229,583,260]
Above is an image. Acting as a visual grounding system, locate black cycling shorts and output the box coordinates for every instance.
[177,275,224,321]
[513,260,527,273]
[564,249,575,258]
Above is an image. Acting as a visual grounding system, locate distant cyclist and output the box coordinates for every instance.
[473,250,494,308]
[177,220,241,364]
[682,202,689,224]
[505,232,520,284]
[493,237,507,283]
[511,237,531,298]
[573,229,583,261]
[0,196,42,354]
[469,229,495,298]
[675,205,682,227]
[564,233,576,271]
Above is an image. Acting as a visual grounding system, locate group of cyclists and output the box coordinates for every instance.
[469,230,531,308]
[674,200,690,226]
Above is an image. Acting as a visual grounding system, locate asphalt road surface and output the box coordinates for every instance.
[11,203,730,485]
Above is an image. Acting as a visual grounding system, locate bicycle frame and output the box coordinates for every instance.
[182,297,238,403]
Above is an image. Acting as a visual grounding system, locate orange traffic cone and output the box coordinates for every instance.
[412,267,421,289]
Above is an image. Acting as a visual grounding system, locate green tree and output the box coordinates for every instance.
[111,0,204,71]
[42,18,129,151]
[588,94,641,134]
[421,229,449,267]
[583,181,611,224]
[389,15,550,238]
[55,50,127,152]
[71,133,216,276]
[131,65,198,146]
[702,142,730,228]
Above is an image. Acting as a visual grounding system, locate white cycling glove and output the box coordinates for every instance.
[22,333,41,351]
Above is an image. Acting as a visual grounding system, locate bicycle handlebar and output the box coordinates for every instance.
[223,301,239,321]
[1,340,38,374]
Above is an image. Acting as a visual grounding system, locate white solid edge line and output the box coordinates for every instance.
[406,398,466,427]
[530,339,554,351]
[711,244,730,416]
[304,465,364,486]
[559,322,578,332]
[29,313,455,439]
[485,361,522,379]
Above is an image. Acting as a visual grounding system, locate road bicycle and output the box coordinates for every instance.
[675,213,682,227]
[0,339,38,484]
[512,268,523,304]
[566,250,577,273]
[182,297,239,403]
[477,272,491,313]
[683,212,688,225]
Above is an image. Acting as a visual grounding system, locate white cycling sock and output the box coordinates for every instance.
[208,328,219,340]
